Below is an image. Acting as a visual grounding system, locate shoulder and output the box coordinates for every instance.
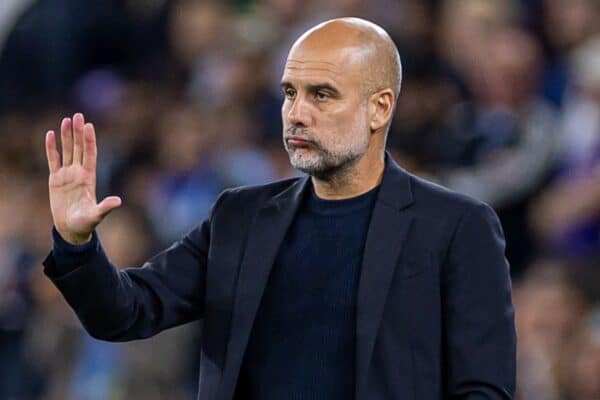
[405,173,507,269]
[407,172,499,224]
[221,176,302,200]
[212,176,303,213]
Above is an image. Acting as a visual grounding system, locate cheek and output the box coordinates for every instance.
[338,105,368,134]
[310,101,368,144]
[322,110,366,147]
[321,103,357,128]
[281,103,289,123]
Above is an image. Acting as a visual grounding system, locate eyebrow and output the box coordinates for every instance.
[280,81,341,96]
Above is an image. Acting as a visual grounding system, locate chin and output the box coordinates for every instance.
[290,156,319,172]
[291,157,339,180]
[288,151,319,171]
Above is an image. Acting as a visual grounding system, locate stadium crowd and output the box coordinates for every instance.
[1,0,599,399]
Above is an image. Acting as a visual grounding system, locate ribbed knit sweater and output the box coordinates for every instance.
[234,183,379,400]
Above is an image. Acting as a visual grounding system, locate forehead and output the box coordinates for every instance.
[282,45,366,87]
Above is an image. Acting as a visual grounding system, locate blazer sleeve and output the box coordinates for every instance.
[42,191,227,342]
[442,203,517,399]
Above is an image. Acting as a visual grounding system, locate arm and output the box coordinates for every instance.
[442,203,517,399]
[42,112,222,341]
[42,199,219,341]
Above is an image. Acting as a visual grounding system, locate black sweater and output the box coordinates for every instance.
[235,183,379,400]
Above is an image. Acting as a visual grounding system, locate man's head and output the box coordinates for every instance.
[281,18,402,179]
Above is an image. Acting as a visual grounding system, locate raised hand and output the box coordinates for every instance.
[45,113,122,245]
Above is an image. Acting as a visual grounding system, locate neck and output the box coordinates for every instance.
[311,148,385,200]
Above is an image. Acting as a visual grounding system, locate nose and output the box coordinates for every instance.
[286,96,311,127]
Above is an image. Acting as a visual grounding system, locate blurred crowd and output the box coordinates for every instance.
[1,0,599,399]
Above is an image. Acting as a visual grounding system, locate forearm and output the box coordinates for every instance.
[43,229,143,340]
[43,224,209,341]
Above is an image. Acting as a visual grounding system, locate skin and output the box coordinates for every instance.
[45,18,402,244]
[45,114,122,244]
[281,17,402,199]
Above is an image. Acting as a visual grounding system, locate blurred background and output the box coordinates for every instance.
[1,0,600,399]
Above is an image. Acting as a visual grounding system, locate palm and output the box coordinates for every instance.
[45,114,121,244]
[50,164,97,234]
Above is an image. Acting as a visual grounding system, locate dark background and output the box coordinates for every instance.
[1,0,600,398]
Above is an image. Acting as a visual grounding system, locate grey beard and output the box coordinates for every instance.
[283,125,368,182]
[296,151,361,182]
[286,142,363,182]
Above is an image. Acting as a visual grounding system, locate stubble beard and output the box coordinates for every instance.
[284,116,370,182]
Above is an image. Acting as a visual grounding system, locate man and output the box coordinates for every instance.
[43,18,516,400]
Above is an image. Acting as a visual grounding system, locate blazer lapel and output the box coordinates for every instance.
[355,154,415,398]
[220,175,310,399]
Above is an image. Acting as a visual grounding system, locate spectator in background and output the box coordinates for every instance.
[539,0,600,106]
[436,28,557,207]
[0,195,37,398]
[0,0,133,111]
[434,28,558,276]
[210,105,281,186]
[384,0,459,176]
[514,260,589,400]
[148,105,225,245]
[436,0,518,100]
[554,310,600,400]
[531,35,600,260]
[0,172,52,399]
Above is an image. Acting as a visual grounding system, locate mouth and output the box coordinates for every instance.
[285,136,313,148]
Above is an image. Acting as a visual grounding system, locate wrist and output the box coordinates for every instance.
[51,226,98,270]
[56,228,92,245]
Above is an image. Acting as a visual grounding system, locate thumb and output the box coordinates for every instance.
[96,196,122,219]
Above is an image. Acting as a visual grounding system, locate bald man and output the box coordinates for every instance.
[43,18,516,400]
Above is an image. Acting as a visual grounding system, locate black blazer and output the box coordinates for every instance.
[43,154,516,400]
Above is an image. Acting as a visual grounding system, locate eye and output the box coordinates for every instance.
[316,90,329,101]
[284,87,296,99]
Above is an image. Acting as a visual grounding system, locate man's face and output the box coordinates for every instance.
[280,45,371,179]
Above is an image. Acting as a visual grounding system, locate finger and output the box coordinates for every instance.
[72,113,85,165]
[61,117,73,165]
[82,123,97,172]
[96,196,122,219]
[45,130,61,173]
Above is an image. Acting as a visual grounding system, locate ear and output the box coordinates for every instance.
[368,88,395,133]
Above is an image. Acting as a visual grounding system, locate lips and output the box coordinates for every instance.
[286,137,312,147]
